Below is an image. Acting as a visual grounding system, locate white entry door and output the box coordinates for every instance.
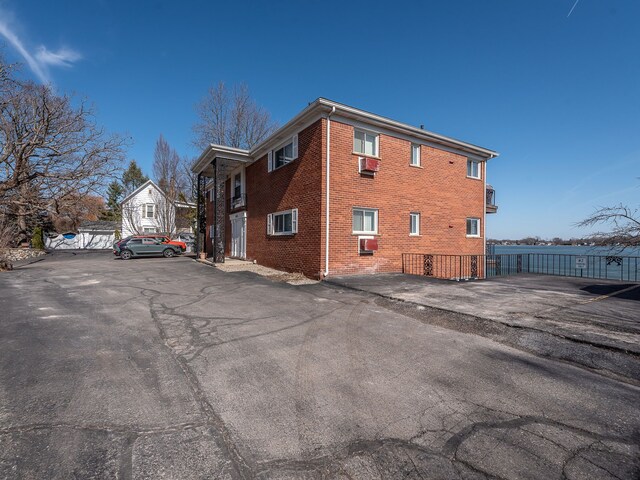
[230,213,246,259]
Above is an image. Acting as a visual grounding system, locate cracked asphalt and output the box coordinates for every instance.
[1,252,639,479]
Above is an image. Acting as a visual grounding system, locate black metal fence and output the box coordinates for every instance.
[401,253,640,282]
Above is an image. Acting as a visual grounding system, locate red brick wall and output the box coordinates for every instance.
[204,116,487,278]
[324,119,486,276]
[244,119,324,278]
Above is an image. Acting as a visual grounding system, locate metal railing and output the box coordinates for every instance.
[228,194,247,211]
[401,253,640,282]
[486,188,496,208]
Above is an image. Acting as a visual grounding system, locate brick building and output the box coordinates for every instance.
[192,98,498,279]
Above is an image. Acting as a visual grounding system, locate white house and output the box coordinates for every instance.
[121,180,195,238]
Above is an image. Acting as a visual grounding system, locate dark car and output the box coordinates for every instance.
[113,236,183,260]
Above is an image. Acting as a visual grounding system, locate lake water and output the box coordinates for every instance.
[494,245,640,257]
[489,245,640,281]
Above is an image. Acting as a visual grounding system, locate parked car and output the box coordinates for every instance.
[136,235,187,252]
[113,236,184,260]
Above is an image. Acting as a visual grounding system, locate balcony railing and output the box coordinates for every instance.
[229,193,247,211]
[486,187,497,213]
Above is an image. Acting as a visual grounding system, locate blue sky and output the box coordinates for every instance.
[1,0,638,239]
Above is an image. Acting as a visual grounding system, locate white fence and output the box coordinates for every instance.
[46,232,116,250]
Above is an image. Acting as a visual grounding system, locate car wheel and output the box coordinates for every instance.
[163,248,175,258]
[120,250,132,260]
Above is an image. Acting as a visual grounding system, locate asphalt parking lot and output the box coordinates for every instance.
[1,251,639,479]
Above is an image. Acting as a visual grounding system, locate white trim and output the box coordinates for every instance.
[409,212,420,236]
[120,179,161,206]
[192,98,498,175]
[352,207,378,235]
[483,163,487,256]
[467,159,481,179]
[268,208,298,236]
[466,217,481,237]
[324,108,335,277]
[353,128,379,157]
[269,134,299,172]
[410,144,421,167]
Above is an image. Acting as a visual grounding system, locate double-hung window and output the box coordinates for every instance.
[144,204,154,218]
[410,144,421,166]
[467,159,481,179]
[466,218,480,237]
[352,208,378,234]
[410,212,420,235]
[354,129,379,157]
[268,135,298,171]
[267,209,298,235]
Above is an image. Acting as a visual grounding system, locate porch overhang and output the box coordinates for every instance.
[191,144,251,177]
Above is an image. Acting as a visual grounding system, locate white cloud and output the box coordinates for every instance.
[35,46,81,67]
[0,9,81,83]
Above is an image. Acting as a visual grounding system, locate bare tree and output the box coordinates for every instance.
[0,67,127,244]
[192,82,277,150]
[577,204,640,248]
[153,134,187,195]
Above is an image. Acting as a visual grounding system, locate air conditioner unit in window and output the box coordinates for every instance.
[359,238,378,253]
[359,157,380,175]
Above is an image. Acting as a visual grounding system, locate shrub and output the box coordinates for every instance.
[114,228,121,240]
[31,227,45,250]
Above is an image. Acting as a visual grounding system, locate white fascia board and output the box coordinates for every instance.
[120,179,164,205]
[191,97,499,172]
[317,98,499,159]
[191,145,250,174]
[249,99,332,161]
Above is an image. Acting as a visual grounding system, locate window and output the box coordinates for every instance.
[268,135,298,171]
[143,227,157,233]
[144,204,154,218]
[466,218,480,237]
[354,129,379,157]
[467,159,481,179]
[410,144,421,166]
[267,209,298,235]
[410,212,420,235]
[352,208,378,234]
[233,173,242,199]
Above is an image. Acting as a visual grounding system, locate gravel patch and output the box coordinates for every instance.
[202,259,318,285]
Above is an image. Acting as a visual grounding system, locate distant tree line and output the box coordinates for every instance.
[488,235,635,246]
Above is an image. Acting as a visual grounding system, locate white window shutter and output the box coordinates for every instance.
[268,151,273,172]
[292,134,298,159]
[266,214,273,235]
[291,208,298,234]
[142,204,146,217]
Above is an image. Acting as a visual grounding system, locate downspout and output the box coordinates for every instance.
[324,106,336,277]
[483,161,487,257]
[483,154,495,258]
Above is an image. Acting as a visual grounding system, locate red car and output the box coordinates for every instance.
[132,235,187,252]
